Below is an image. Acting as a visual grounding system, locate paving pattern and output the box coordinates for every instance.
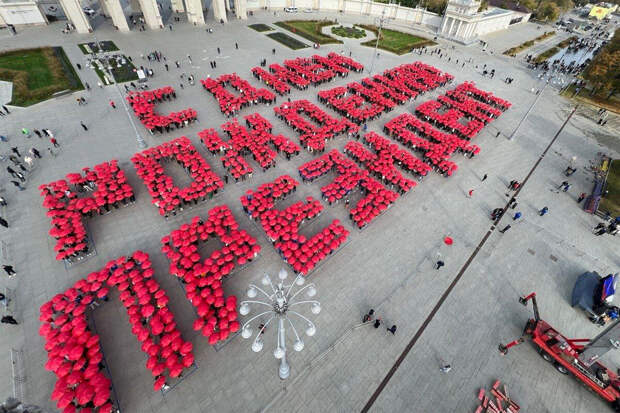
[0,11,618,413]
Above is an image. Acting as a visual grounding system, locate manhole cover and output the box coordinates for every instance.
[527,249,535,255]
[550,255,558,262]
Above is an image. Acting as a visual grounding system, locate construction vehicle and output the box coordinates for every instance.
[499,292,620,411]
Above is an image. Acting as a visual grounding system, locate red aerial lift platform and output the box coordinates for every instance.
[499,292,620,411]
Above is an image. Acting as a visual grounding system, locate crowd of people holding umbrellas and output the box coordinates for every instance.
[197,113,301,182]
[252,53,364,95]
[274,99,359,153]
[317,62,454,126]
[298,149,399,230]
[126,87,198,134]
[161,206,261,344]
[131,137,224,218]
[39,251,195,411]
[40,161,135,262]
[240,175,349,276]
[345,132,432,194]
[201,73,276,117]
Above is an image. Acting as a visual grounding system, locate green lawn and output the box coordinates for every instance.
[358,25,434,55]
[0,47,83,106]
[267,32,309,50]
[274,20,342,45]
[249,24,274,32]
[599,160,620,217]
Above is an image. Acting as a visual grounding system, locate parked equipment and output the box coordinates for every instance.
[499,292,620,411]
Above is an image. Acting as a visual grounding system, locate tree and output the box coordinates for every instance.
[582,29,620,99]
[536,2,560,21]
[478,0,489,11]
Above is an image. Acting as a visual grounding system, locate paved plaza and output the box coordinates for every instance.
[0,11,619,413]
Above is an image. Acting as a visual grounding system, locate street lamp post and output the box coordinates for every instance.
[92,35,147,149]
[240,269,320,380]
[368,1,393,75]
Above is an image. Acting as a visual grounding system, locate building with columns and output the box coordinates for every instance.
[438,0,529,44]
[0,0,529,42]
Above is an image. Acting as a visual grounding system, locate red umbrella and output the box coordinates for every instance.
[68,345,84,361]
[92,391,109,407]
[153,376,166,391]
[57,391,74,409]
[180,341,193,355]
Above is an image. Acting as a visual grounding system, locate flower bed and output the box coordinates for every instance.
[267,32,309,50]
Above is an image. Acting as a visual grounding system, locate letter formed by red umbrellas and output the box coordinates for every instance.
[39,251,194,411]
[274,99,359,153]
[39,160,135,262]
[200,112,301,182]
[298,149,399,229]
[344,132,431,194]
[201,73,276,117]
[131,137,224,217]
[240,175,349,276]
[161,205,260,345]
[126,86,198,134]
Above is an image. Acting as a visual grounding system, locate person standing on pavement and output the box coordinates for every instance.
[481,173,488,182]
[539,206,549,216]
[0,217,8,228]
[3,265,16,275]
[1,315,18,325]
[110,101,116,109]
[80,121,88,131]
[11,181,24,191]
[577,193,586,203]
[30,148,41,158]
[513,212,522,220]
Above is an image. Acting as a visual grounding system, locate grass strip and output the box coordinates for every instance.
[599,160,620,217]
[249,24,274,32]
[274,20,342,45]
[267,32,309,50]
[503,31,555,56]
[533,36,578,63]
[358,24,434,55]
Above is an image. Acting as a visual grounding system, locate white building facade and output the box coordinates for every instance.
[0,0,529,42]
